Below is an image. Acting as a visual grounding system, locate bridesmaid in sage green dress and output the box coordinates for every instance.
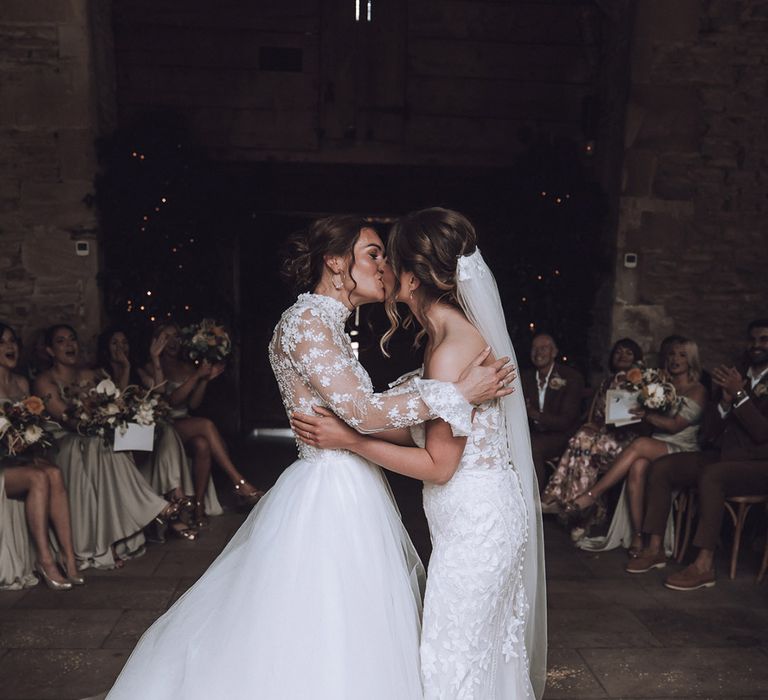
[34,324,178,570]
[0,322,80,589]
[98,328,221,538]
[141,323,257,527]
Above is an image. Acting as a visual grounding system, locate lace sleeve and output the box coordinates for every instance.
[284,309,472,435]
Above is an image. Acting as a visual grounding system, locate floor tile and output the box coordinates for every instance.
[543,648,607,698]
[14,577,177,611]
[548,607,661,648]
[101,609,162,650]
[0,609,122,649]
[0,590,30,610]
[547,578,659,610]
[152,549,218,578]
[580,647,768,697]
[633,607,768,647]
[0,649,126,699]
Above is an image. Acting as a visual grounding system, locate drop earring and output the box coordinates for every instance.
[332,271,345,290]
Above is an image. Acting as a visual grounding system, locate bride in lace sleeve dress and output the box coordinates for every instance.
[105,215,514,700]
[294,209,547,700]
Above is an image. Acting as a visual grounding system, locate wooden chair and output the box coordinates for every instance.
[672,488,697,563]
[723,495,768,580]
[758,504,768,584]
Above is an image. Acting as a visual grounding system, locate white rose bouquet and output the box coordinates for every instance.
[65,373,170,445]
[622,366,679,413]
[181,319,232,364]
[0,396,58,457]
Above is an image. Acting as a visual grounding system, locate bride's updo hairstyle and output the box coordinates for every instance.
[383,207,477,350]
[281,214,369,295]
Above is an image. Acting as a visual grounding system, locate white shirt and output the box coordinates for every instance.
[718,365,768,417]
[536,364,554,412]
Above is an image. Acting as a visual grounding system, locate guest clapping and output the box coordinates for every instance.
[630,320,768,588]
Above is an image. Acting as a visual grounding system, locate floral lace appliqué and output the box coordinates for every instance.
[268,293,472,458]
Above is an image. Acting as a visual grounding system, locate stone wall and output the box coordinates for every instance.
[612,0,768,367]
[0,0,108,359]
[112,0,602,165]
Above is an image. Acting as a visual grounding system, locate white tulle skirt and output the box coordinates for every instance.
[106,450,425,700]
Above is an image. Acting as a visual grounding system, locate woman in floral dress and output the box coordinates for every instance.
[541,338,643,520]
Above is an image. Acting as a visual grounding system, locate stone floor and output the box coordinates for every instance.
[1,438,767,699]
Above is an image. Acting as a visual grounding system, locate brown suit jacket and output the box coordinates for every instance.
[700,374,768,461]
[522,362,584,435]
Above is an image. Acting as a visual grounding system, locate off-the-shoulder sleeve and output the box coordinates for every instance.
[678,397,704,424]
[284,309,472,435]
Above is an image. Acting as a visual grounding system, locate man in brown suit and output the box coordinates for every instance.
[628,319,768,589]
[522,333,584,491]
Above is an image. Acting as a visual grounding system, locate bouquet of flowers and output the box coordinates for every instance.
[65,375,170,445]
[622,366,679,413]
[181,319,232,364]
[0,396,58,457]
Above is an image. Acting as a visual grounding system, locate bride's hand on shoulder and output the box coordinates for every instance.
[291,406,359,451]
[456,347,516,405]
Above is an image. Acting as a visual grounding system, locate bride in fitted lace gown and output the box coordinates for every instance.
[294,209,547,699]
[105,217,512,700]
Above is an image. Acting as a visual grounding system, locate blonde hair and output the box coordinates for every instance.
[666,338,701,382]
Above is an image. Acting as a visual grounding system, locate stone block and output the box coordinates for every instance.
[622,149,658,196]
[631,85,702,152]
[0,64,91,129]
[57,23,89,59]
[0,129,60,180]
[56,129,97,181]
[18,182,96,229]
[634,0,701,43]
[0,0,79,23]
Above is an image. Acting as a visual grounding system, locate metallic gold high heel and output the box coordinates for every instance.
[35,562,72,591]
[193,500,209,529]
[60,561,85,586]
[153,500,181,526]
[234,479,264,506]
[168,521,198,541]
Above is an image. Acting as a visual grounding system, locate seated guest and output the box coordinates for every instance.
[541,338,644,520]
[655,335,686,369]
[629,319,768,588]
[0,322,81,590]
[97,327,216,539]
[140,323,262,527]
[522,333,585,491]
[571,338,707,555]
[34,324,179,569]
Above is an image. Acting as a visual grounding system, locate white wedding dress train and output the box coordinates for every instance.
[106,292,474,700]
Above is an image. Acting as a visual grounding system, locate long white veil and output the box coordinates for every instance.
[456,248,547,699]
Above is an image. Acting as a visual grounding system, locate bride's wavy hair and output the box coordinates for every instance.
[281,215,369,302]
[382,207,477,353]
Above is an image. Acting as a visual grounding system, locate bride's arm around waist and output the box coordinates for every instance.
[294,337,482,484]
